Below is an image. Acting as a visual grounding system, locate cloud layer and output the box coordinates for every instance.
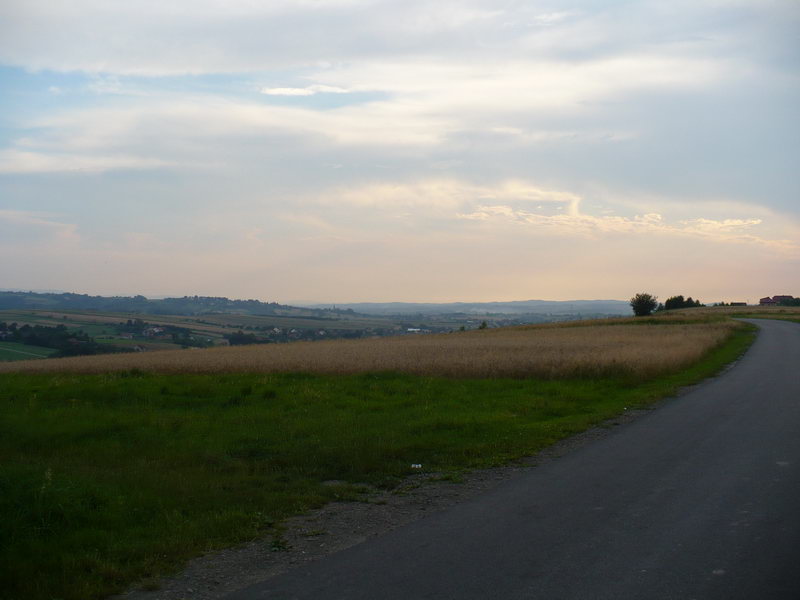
[1,0,798,301]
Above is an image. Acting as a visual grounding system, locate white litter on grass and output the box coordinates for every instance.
[411,464,423,469]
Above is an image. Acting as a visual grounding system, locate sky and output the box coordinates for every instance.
[0,0,798,304]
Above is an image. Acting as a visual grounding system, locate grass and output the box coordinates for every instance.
[738,315,800,324]
[0,342,58,362]
[673,305,800,319]
[0,321,756,600]
[0,319,739,378]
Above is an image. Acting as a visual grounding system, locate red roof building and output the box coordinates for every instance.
[759,295,795,306]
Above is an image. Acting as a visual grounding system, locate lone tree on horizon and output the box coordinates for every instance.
[630,292,658,317]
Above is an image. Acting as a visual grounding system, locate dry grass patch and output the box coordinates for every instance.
[675,305,800,318]
[0,320,741,378]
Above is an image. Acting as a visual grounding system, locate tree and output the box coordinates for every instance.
[630,292,658,317]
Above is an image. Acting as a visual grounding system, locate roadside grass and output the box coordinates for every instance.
[674,305,800,320]
[0,322,755,600]
[736,315,800,324]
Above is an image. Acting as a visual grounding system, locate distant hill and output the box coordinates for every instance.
[0,291,351,318]
[0,291,632,320]
[305,299,631,316]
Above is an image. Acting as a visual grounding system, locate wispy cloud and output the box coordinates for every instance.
[0,150,175,174]
[329,180,580,210]
[0,209,80,244]
[260,84,350,96]
[458,203,797,252]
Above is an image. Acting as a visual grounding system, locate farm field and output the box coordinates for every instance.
[0,308,411,352]
[0,309,229,340]
[0,341,58,361]
[0,308,391,332]
[0,318,740,377]
[0,316,756,600]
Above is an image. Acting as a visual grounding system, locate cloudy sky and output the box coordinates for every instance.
[1,0,798,303]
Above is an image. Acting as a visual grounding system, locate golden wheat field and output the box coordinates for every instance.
[0,319,743,378]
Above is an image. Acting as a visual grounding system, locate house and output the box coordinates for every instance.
[760,295,795,306]
[143,327,165,337]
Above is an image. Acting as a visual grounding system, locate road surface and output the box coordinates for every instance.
[226,319,800,600]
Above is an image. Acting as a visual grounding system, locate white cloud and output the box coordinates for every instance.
[529,11,579,26]
[457,203,797,252]
[308,55,727,114]
[310,178,798,254]
[0,150,175,174]
[1,0,779,77]
[326,179,581,212]
[260,84,350,96]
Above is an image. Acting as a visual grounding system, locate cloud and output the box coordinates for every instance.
[528,11,579,27]
[327,179,581,212]
[3,97,451,165]
[2,0,786,76]
[261,84,350,96]
[457,203,797,252]
[1,1,797,303]
[0,209,80,244]
[308,54,728,114]
[308,177,798,254]
[0,150,175,174]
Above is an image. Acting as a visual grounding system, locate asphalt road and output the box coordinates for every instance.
[226,319,800,600]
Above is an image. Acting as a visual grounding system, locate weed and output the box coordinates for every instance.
[303,529,326,537]
[269,534,291,552]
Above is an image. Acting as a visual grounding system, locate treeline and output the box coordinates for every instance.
[658,295,704,311]
[223,327,383,346]
[630,292,705,316]
[775,297,800,306]
[0,322,131,357]
[0,291,352,318]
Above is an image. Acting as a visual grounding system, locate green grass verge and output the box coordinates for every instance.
[733,314,800,324]
[0,324,756,600]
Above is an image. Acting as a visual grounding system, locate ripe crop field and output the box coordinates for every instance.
[0,317,755,600]
[0,319,739,378]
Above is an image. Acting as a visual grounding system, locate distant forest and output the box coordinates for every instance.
[0,291,349,317]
